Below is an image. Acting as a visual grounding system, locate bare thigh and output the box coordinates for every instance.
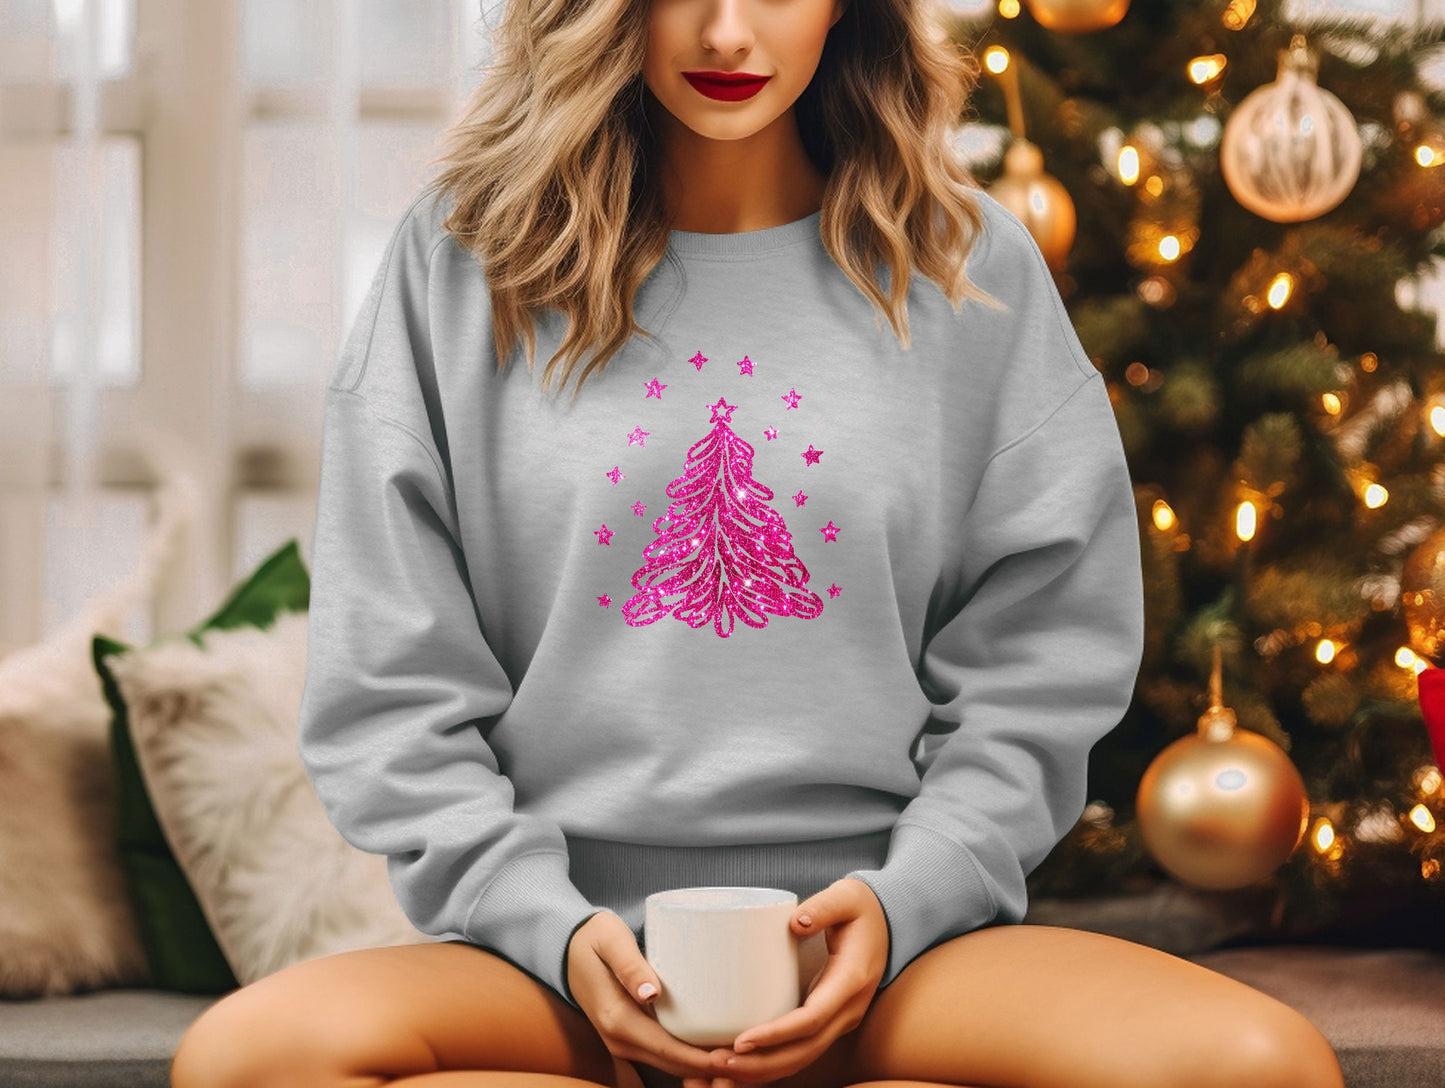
[169,938,634,1088]
[845,923,1345,1088]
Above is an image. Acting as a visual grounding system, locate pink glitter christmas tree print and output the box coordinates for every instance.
[623,397,824,637]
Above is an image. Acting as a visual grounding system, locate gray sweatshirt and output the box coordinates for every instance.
[296,185,1145,1011]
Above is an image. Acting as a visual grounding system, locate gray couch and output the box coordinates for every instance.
[4,903,1442,1088]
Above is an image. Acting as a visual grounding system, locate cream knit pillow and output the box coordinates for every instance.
[104,611,437,986]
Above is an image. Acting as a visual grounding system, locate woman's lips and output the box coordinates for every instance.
[683,72,771,102]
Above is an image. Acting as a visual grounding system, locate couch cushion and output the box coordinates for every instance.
[1186,945,1445,1088]
[0,990,220,1087]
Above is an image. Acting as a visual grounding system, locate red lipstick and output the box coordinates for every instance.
[682,70,771,102]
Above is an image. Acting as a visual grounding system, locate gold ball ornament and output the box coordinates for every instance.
[1220,34,1362,223]
[1023,0,1130,33]
[1400,524,1445,663]
[986,139,1076,271]
[1136,646,1309,889]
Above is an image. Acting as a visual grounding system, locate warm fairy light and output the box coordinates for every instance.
[1315,639,1337,664]
[1235,500,1257,541]
[1410,804,1437,833]
[1320,392,1341,414]
[997,0,1021,16]
[1360,351,1377,372]
[1117,145,1140,185]
[1397,646,1420,669]
[1416,143,1444,168]
[1266,272,1294,309]
[984,46,1010,74]
[1158,235,1182,261]
[1363,483,1388,508]
[1430,404,1445,436]
[1425,857,1442,880]
[1125,361,1150,385]
[1311,817,1335,853]
[1419,765,1443,795]
[1222,0,1256,30]
[1152,499,1176,531]
[1188,54,1227,84]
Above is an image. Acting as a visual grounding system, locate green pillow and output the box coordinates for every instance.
[93,537,310,993]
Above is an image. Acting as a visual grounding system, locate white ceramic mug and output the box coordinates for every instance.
[643,886,808,1047]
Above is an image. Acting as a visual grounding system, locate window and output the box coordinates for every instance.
[0,0,490,653]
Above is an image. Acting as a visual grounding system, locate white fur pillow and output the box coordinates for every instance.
[0,596,150,997]
[103,611,438,985]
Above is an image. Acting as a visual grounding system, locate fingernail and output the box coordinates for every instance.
[638,982,657,1000]
[726,1058,736,1066]
[734,1041,755,1053]
[797,913,813,926]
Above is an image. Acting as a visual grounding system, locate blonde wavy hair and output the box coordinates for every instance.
[424,0,998,401]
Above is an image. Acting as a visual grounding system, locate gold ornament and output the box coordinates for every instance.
[1401,524,1445,663]
[1024,0,1130,33]
[987,139,1077,271]
[1220,34,1362,222]
[1136,645,1309,889]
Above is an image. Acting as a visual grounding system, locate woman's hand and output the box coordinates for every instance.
[692,878,888,1087]
[566,909,736,1085]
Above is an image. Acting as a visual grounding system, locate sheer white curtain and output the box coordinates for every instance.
[0,0,491,657]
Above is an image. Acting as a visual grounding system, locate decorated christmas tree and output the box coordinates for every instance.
[945,0,1445,942]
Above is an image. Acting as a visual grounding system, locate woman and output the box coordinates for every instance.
[170,0,1346,1085]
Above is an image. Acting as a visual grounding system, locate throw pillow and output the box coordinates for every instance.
[103,609,436,986]
[94,536,312,993]
[0,575,152,997]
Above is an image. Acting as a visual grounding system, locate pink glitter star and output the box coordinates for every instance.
[632,501,647,516]
[595,524,614,545]
[645,378,667,398]
[598,593,612,607]
[689,351,708,372]
[737,355,755,375]
[763,426,777,441]
[627,426,650,447]
[802,445,823,466]
[781,388,801,410]
[606,466,624,484]
[708,397,737,423]
[827,584,841,598]
[820,521,839,542]
[793,491,807,506]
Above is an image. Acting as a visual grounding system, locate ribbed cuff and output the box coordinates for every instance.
[843,822,999,988]
[464,850,608,1011]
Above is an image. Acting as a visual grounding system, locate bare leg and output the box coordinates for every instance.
[842,923,1346,1088]
[169,939,640,1088]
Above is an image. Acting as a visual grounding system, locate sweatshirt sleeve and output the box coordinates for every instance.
[296,204,611,1011]
[843,367,1145,989]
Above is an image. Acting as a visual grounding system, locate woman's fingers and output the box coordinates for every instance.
[610,1002,733,1079]
[732,956,857,1052]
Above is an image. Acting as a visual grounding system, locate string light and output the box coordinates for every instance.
[1321,392,1341,415]
[1266,272,1294,309]
[1311,816,1336,854]
[1235,499,1257,541]
[1187,54,1227,85]
[1152,499,1176,531]
[1409,804,1437,833]
[1117,145,1140,185]
[1429,402,1445,436]
[1315,639,1337,664]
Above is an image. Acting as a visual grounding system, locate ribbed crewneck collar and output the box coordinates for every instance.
[666,209,822,257]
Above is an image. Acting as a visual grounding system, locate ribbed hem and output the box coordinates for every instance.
[566,828,893,948]
[464,850,610,1012]
[842,822,999,989]
[667,209,822,257]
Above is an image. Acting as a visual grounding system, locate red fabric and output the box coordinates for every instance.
[1416,664,1445,772]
